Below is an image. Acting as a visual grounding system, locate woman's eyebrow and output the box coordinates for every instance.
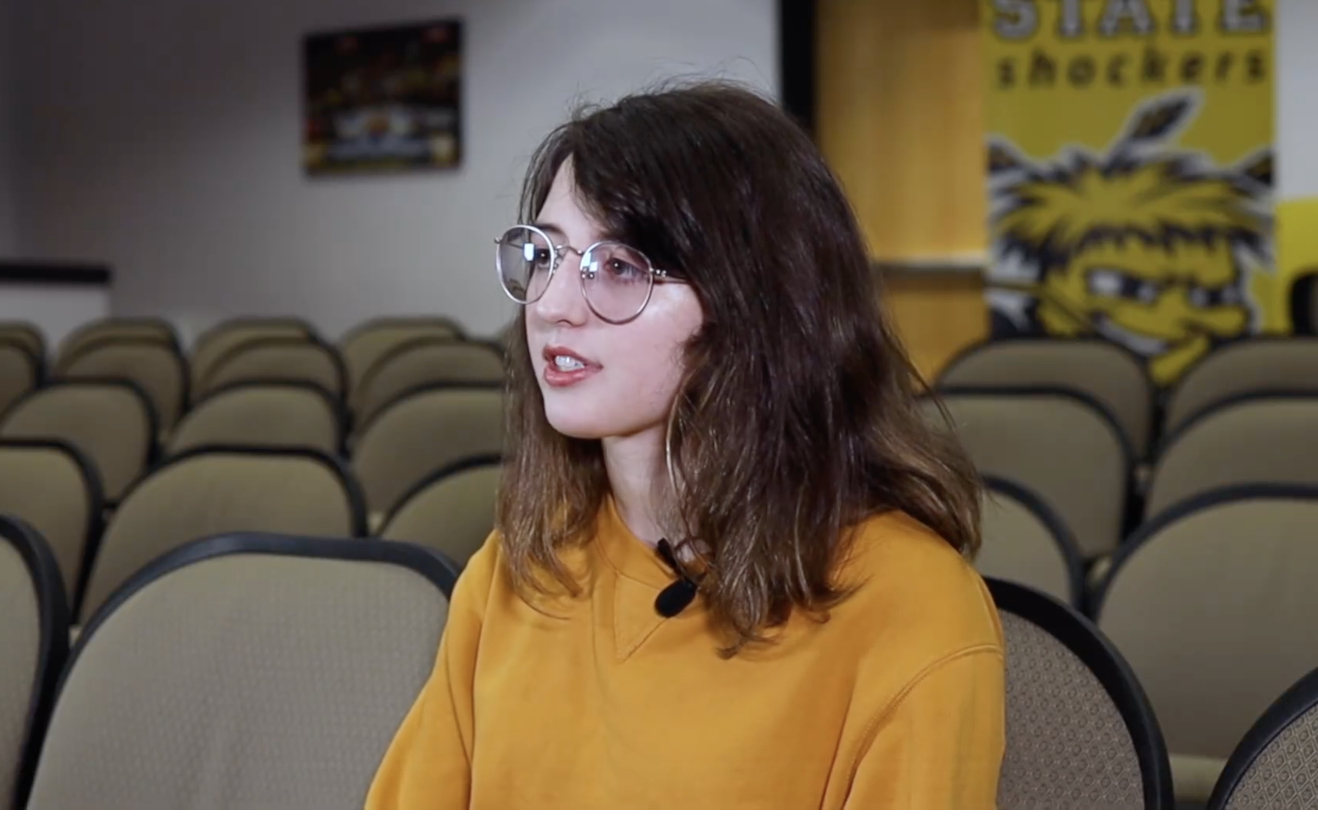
[531,221,565,237]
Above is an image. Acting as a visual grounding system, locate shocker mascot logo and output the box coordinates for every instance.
[988,94,1272,386]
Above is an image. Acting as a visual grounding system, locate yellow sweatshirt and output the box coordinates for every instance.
[366,498,1005,809]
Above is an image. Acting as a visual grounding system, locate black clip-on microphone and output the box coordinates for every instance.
[654,538,698,618]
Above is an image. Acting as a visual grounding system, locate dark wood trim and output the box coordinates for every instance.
[0,262,112,286]
[778,0,816,138]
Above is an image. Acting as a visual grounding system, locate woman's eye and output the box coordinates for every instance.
[605,256,643,279]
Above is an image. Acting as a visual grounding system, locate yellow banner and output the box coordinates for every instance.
[982,0,1275,386]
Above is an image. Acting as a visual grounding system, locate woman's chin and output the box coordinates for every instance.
[543,409,613,441]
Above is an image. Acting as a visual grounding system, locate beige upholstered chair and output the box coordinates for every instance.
[0,516,69,809]
[0,322,45,364]
[26,532,455,809]
[353,386,504,528]
[1210,665,1318,809]
[1098,486,1318,806]
[189,318,314,394]
[0,441,102,611]
[0,343,39,419]
[976,477,1084,608]
[990,578,1171,809]
[195,338,344,401]
[380,456,501,565]
[55,319,178,374]
[925,389,1131,562]
[1146,393,1318,522]
[57,338,188,432]
[166,381,343,458]
[77,448,366,622]
[354,340,503,425]
[1164,338,1318,433]
[0,381,155,502]
[939,339,1154,457]
[340,317,463,401]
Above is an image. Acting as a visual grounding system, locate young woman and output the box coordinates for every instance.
[366,82,1004,809]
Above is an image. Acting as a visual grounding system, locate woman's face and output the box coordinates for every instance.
[525,160,704,441]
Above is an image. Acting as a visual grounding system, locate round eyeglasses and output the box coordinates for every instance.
[494,224,687,324]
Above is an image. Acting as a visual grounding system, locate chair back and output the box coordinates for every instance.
[977,476,1084,608]
[380,456,502,565]
[1165,338,1318,433]
[78,447,366,622]
[991,578,1172,809]
[167,381,343,458]
[353,386,504,520]
[354,339,502,423]
[939,338,1153,456]
[0,440,102,610]
[27,532,455,809]
[0,517,69,809]
[0,380,155,501]
[57,338,188,431]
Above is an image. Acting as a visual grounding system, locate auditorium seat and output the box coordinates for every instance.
[25,532,456,809]
[76,447,367,623]
[1210,664,1318,809]
[976,476,1084,609]
[0,343,39,420]
[1096,485,1318,806]
[189,318,315,398]
[195,338,345,401]
[924,388,1132,563]
[379,455,502,565]
[353,340,503,424]
[0,322,45,366]
[339,316,464,403]
[1146,393,1318,522]
[166,381,344,458]
[1163,338,1318,434]
[55,318,178,374]
[0,441,102,612]
[56,338,188,433]
[938,338,1154,458]
[0,381,156,503]
[353,385,504,529]
[989,578,1171,809]
[0,516,69,809]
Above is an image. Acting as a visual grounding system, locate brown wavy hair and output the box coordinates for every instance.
[497,81,980,652]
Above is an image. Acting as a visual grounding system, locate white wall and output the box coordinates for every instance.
[11,0,777,343]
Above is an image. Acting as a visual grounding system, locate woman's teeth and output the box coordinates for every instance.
[554,355,585,371]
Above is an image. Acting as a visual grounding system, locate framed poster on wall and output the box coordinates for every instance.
[303,19,462,175]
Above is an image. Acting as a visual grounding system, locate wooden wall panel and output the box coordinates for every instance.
[817,0,988,377]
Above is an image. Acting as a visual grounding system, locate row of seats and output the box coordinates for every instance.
[982,482,1318,804]
[0,435,500,624]
[0,379,502,513]
[10,519,1318,808]
[5,425,1309,805]
[938,335,1318,459]
[939,335,1318,803]
[932,388,1317,584]
[0,316,506,431]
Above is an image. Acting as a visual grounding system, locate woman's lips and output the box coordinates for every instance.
[542,346,601,387]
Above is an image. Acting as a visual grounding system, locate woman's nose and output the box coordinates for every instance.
[532,252,589,326]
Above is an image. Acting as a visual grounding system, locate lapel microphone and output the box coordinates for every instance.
[654,538,698,618]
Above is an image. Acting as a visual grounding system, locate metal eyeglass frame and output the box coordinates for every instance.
[494,224,687,324]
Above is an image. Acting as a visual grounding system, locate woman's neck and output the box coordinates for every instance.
[601,428,670,546]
